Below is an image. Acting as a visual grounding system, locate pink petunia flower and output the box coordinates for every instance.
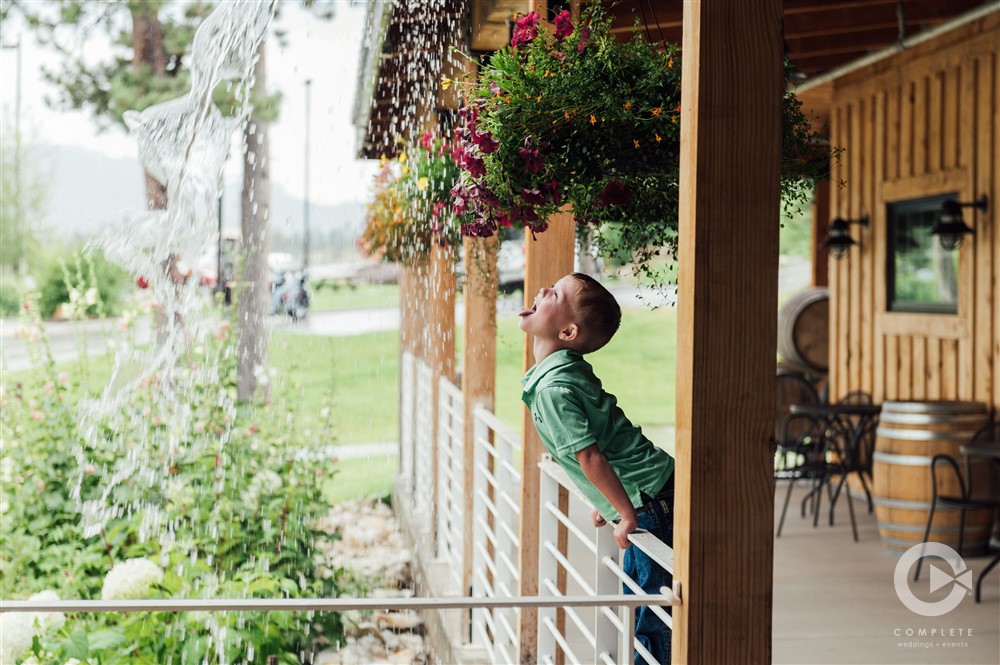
[511,11,540,48]
[554,10,573,40]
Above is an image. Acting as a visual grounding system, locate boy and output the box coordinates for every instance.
[519,272,674,665]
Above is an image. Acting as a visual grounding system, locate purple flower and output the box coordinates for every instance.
[577,25,591,54]
[597,180,633,207]
[520,188,546,205]
[489,80,502,97]
[518,146,543,173]
[510,205,539,223]
[472,129,499,154]
[554,10,573,40]
[459,150,487,178]
[528,221,549,234]
[543,179,562,205]
[451,182,470,214]
[473,184,502,209]
[511,11,540,48]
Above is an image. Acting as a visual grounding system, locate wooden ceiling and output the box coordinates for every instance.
[356,0,994,158]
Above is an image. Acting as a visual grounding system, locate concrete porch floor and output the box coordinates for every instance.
[773,482,1000,665]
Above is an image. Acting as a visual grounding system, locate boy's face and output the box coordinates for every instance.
[518,275,581,343]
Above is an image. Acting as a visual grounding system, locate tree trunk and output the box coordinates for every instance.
[237,39,271,402]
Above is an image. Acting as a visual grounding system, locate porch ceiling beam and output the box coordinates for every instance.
[674,0,780,663]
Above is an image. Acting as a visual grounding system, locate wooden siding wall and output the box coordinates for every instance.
[828,12,999,412]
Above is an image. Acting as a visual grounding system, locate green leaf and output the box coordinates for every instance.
[88,627,128,650]
[60,628,90,660]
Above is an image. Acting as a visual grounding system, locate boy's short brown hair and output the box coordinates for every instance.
[568,272,621,353]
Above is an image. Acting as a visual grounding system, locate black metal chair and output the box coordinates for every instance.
[914,422,1000,597]
[832,390,877,514]
[774,370,827,537]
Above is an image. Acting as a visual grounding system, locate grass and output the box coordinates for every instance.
[322,455,396,504]
[308,282,399,312]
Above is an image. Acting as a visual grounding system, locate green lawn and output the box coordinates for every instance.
[322,455,396,504]
[308,282,399,312]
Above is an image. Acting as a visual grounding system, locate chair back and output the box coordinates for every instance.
[836,390,876,472]
[967,421,1000,500]
[776,369,820,443]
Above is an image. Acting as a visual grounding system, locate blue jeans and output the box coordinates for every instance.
[623,474,674,665]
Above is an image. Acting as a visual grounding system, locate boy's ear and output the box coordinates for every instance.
[559,323,579,342]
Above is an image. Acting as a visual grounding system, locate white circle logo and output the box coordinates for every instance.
[893,542,972,617]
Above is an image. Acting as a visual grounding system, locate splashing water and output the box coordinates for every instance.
[74,0,273,557]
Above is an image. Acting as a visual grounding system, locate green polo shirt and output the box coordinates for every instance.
[521,348,674,521]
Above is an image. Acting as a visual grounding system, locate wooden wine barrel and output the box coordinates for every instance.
[777,287,829,375]
[872,401,993,554]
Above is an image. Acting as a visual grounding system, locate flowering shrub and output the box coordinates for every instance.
[450,4,831,284]
[0,298,350,663]
[361,132,464,266]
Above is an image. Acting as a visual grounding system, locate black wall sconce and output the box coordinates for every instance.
[821,214,869,259]
[933,195,987,251]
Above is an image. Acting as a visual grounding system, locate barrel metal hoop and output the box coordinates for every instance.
[871,496,961,510]
[875,427,977,441]
[880,535,989,550]
[878,412,989,426]
[881,401,988,415]
[876,521,974,534]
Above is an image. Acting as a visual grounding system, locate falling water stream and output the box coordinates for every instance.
[58,1,463,661]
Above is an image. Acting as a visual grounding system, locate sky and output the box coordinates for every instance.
[0,0,380,208]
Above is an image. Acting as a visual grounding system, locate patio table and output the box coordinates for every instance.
[959,442,1000,602]
[788,402,881,541]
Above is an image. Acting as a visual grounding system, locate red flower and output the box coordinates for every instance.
[432,201,447,218]
[577,25,591,54]
[518,146,543,173]
[510,205,539,223]
[511,11,539,48]
[554,10,573,40]
[459,149,487,178]
[597,180,633,207]
[419,131,434,151]
[136,276,150,289]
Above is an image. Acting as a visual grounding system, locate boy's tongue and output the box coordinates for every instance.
[518,305,535,317]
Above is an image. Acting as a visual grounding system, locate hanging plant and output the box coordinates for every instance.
[449,2,832,286]
[361,132,464,267]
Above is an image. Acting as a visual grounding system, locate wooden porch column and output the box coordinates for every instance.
[674,1,781,663]
[428,241,457,541]
[811,180,831,287]
[518,212,575,664]
[462,234,498,606]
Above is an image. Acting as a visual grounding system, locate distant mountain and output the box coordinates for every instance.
[38,144,366,252]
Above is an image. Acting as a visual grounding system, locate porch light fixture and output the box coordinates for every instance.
[932,195,986,251]
[821,214,869,260]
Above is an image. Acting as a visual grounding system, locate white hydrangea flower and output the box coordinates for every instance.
[101,558,164,600]
[84,287,99,306]
[0,612,33,665]
[0,590,64,664]
[246,469,282,504]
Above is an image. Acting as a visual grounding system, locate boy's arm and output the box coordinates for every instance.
[575,444,638,549]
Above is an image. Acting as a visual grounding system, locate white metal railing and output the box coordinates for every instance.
[395,353,679,665]
[413,358,434,520]
[400,351,416,494]
[471,405,524,665]
[436,375,464,589]
[537,456,676,665]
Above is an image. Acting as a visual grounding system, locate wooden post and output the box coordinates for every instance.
[462,234,498,622]
[811,180,831,287]
[428,240,457,550]
[674,1,781,663]
[519,211,575,664]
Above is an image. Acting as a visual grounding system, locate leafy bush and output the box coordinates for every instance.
[0,273,21,316]
[36,249,127,319]
[0,300,348,664]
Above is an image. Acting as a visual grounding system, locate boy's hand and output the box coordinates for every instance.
[591,509,606,528]
[613,514,638,549]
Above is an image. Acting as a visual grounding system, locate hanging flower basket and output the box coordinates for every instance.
[361,132,464,267]
[450,3,831,285]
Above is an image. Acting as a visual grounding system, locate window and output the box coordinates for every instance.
[887,194,959,314]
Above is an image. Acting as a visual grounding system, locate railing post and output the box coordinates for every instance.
[471,410,489,650]
[428,240,457,555]
[537,461,560,663]
[595,523,621,664]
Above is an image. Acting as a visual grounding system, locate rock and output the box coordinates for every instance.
[374,611,423,631]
